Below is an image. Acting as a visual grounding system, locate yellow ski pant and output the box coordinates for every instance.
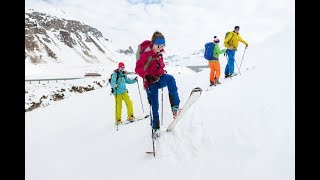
[114,92,134,121]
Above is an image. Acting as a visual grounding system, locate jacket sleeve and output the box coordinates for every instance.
[218,46,227,54]
[135,53,148,78]
[238,35,248,45]
[125,75,137,84]
[214,45,226,57]
[224,33,233,48]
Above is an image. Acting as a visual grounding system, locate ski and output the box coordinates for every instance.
[224,73,237,79]
[205,83,222,91]
[207,66,256,91]
[115,115,149,131]
[166,87,202,131]
[123,115,150,125]
[224,66,256,79]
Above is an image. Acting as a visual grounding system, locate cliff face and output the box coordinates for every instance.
[25,10,117,64]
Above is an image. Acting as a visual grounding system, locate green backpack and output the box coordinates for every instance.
[225,32,235,46]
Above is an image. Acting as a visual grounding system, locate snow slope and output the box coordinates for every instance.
[25,26,294,180]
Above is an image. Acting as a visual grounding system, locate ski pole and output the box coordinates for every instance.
[235,60,240,75]
[238,47,247,75]
[136,78,144,113]
[150,104,156,157]
[115,87,119,131]
[145,88,156,157]
[161,88,163,126]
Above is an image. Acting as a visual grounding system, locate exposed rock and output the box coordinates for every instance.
[117,46,134,55]
[25,10,117,64]
[57,30,76,47]
[83,86,95,91]
[52,93,64,101]
[25,95,47,112]
[94,81,103,87]
[70,86,84,93]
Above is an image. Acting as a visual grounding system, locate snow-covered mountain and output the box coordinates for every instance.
[24,9,201,113]
[25,9,134,65]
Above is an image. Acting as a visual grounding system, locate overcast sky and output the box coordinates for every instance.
[25,0,295,52]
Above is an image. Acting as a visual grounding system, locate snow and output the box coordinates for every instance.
[25,1,294,180]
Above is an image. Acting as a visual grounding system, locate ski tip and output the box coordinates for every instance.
[193,87,202,93]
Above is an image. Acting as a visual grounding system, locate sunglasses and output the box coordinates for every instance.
[119,66,125,69]
[157,44,165,49]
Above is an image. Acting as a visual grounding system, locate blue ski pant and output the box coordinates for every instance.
[146,74,180,129]
[224,49,236,75]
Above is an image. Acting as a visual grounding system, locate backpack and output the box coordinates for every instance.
[135,40,154,70]
[225,31,235,45]
[225,32,230,39]
[204,42,215,60]
[108,71,120,93]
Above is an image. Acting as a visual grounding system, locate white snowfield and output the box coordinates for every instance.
[25,1,294,180]
[25,28,294,180]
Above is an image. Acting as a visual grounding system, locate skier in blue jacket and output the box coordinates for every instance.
[110,62,137,124]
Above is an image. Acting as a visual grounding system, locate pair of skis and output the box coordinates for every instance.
[146,87,203,157]
[207,66,256,91]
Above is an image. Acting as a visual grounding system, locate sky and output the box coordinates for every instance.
[25,0,295,53]
[25,1,295,179]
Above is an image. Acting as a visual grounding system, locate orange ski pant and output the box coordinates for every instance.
[209,60,221,83]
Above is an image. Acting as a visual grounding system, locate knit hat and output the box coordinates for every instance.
[152,32,166,46]
[153,38,165,46]
[118,62,125,69]
[213,36,220,43]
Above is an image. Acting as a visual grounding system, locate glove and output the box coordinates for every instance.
[153,76,160,83]
[145,75,152,83]
[145,75,160,83]
[246,44,248,48]
[134,76,138,81]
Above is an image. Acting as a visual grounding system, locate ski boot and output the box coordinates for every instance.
[172,105,179,117]
[127,115,135,122]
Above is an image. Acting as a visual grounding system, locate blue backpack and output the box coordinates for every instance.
[204,42,215,60]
